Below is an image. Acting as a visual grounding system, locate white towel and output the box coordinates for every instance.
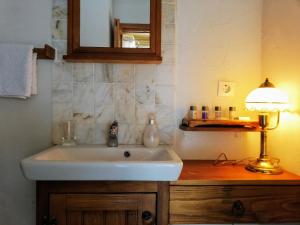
[0,43,37,98]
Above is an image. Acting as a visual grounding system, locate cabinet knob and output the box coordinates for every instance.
[232,200,245,217]
[42,216,57,225]
[142,211,153,221]
[42,216,48,225]
[50,217,57,225]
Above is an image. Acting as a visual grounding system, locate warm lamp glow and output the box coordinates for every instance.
[244,78,289,175]
[245,79,289,112]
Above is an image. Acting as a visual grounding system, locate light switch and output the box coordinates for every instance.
[218,81,236,96]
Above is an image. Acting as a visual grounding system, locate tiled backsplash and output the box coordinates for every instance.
[51,0,176,145]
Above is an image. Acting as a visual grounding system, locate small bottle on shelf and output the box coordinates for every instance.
[189,106,198,120]
[214,106,222,120]
[201,106,209,120]
[229,106,236,120]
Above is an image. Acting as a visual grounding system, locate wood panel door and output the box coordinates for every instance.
[49,194,156,225]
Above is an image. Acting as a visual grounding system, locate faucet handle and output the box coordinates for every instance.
[108,120,119,147]
[109,120,118,136]
[111,120,118,127]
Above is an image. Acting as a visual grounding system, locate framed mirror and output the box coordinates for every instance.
[63,0,162,63]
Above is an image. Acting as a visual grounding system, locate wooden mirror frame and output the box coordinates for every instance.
[113,19,151,48]
[63,0,162,64]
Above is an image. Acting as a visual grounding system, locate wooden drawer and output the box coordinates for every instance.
[170,185,300,224]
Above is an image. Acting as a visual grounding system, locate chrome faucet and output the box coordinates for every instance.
[107,120,118,147]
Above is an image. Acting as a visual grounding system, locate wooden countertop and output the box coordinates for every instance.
[171,160,300,185]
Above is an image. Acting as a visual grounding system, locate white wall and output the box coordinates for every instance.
[0,0,53,224]
[262,0,300,175]
[175,0,262,160]
[80,0,112,47]
[112,0,150,24]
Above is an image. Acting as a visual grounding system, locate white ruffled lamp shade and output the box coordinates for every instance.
[245,79,289,112]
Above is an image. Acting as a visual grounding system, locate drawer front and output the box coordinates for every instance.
[170,185,300,224]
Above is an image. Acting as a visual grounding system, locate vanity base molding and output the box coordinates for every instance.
[37,181,169,225]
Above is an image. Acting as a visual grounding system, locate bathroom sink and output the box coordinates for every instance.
[21,145,182,181]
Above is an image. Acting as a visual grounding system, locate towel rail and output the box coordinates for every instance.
[33,44,55,60]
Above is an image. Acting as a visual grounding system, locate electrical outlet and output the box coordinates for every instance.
[218,81,235,96]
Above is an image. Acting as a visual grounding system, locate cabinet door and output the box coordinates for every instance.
[49,194,156,225]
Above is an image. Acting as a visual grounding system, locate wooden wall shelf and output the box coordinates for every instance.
[180,119,261,132]
[33,44,55,60]
[179,124,261,132]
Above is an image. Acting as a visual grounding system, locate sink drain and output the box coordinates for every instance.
[124,151,131,158]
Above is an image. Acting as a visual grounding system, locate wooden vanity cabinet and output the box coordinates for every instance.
[36,162,300,225]
[170,185,300,224]
[37,181,169,225]
[169,161,300,224]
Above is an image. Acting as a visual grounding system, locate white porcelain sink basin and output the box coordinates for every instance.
[21,145,182,181]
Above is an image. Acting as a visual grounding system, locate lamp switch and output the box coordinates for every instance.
[218,81,236,97]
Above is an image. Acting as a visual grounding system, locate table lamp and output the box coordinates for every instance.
[245,78,289,174]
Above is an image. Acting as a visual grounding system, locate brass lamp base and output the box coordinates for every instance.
[245,158,283,175]
[245,113,283,175]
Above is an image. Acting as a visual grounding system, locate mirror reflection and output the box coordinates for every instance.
[80,0,150,48]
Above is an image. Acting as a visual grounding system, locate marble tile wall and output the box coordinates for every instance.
[51,0,176,145]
